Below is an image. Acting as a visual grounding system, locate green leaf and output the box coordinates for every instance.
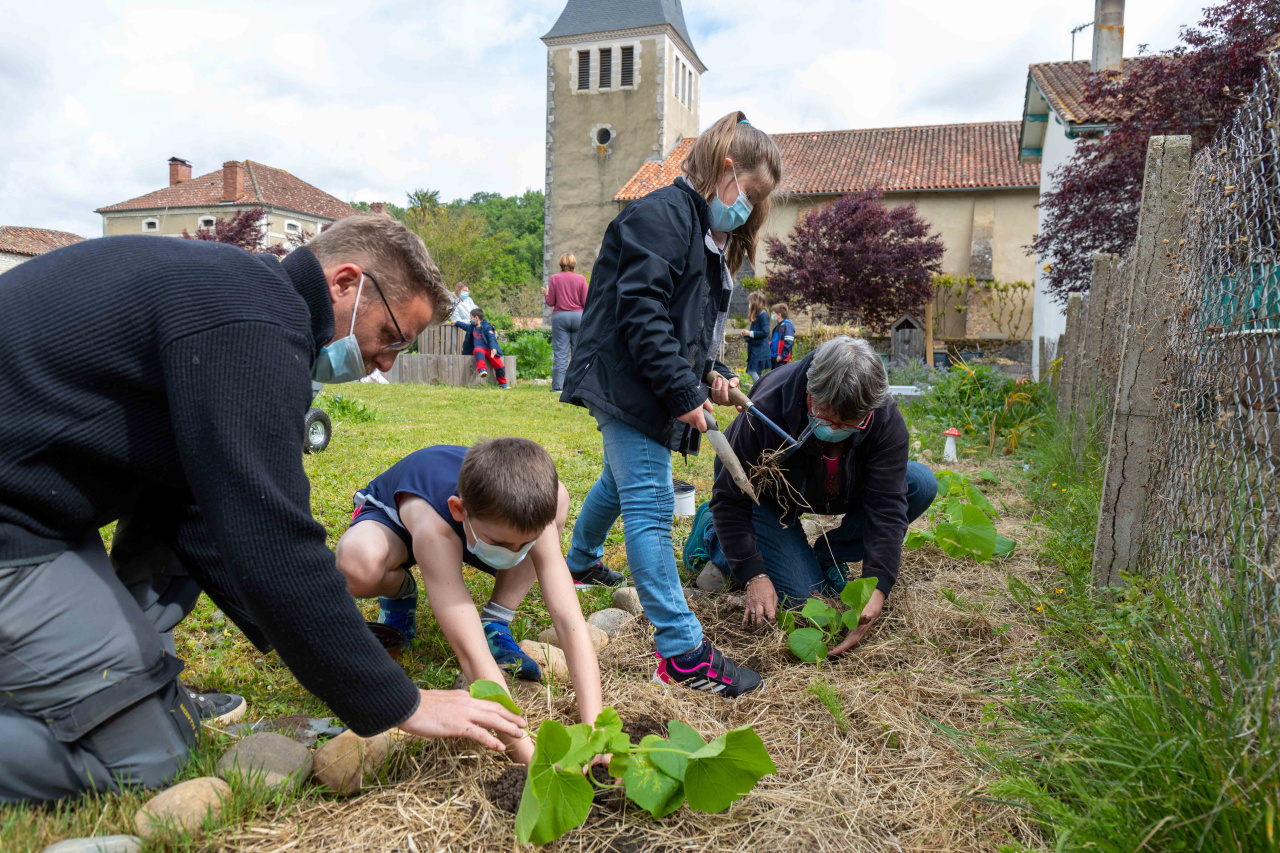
[469,679,522,715]
[945,497,965,522]
[978,468,998,483]
[839,576,878,615]
[800,598,839,632]
[777,610,796,632]
[684,727,777,813]
[955,504,997,560]
[993,534,1016,558]
[964,484,998,517]
[515,720,595,845]
[904,529,934,549]
[593,707,623,736]
[622,751,686,818]
[787,627,829,662]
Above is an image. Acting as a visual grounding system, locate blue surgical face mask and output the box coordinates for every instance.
[464,516,535,571]
[810,419,858,443]
[312,275,368,383]
[707,163,753,232]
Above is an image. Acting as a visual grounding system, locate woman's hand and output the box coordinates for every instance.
[739,329,751,337]
[397,688,527,752]
[742,574,778,629]
[829,589,886,656]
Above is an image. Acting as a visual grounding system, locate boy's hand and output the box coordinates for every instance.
[677,400,713,433]
[397,688,527,752]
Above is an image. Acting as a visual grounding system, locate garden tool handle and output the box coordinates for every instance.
[704,371,753,411]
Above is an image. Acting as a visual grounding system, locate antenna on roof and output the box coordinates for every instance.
[1070,22,1093,61]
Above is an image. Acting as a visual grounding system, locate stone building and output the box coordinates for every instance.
[540,0,703,285]
[96,157,356,248]
[0,226,85,274]
[617,122,1041,340]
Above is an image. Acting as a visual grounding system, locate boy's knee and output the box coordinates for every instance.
[334,535,388,597]
[555,483,571,533]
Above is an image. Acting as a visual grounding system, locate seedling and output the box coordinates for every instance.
[469,682,776,845]
[779,576,879,663]
[904,468,1015,561]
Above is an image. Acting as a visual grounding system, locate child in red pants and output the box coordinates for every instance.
[459,308,508,388]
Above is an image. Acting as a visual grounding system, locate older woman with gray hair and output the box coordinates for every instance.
[697,337,936,653]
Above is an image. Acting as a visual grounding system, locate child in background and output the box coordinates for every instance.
[558,111,783,698]
[770,303,795,370]
[334,439,603,765]
[740,291,771,382]
[459,308,509,389]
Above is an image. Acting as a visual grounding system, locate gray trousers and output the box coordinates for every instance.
[0,524,204,802]
[550,310,582,392]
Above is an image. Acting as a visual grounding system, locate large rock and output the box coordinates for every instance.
[134,777,230,840]
[695,562,727,592]
[216,732,312,790]
[517,640,570,682]
[41,836,142,853]
[312,729,395,796]
[611,586,644,616]
[586,608,636,637]
[536,623,609,653]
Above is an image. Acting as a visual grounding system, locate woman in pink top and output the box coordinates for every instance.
[544,253,589,391]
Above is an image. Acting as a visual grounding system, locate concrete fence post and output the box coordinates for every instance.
[1057,293,1083,417]
[1074,253,1118,455]
[1092,135,1193,589]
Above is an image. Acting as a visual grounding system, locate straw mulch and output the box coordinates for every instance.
[228,460,1046,852]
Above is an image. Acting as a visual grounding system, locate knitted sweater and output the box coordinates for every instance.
[0,237,420,735]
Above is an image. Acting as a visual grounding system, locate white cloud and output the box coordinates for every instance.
[0,0,1213,238]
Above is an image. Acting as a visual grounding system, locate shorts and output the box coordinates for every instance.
[348,502,496,577]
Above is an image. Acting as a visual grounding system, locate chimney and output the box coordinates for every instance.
[370,202,387,216]
[1091,0,1124,73]
[168,157,192,186]
[222,161,244,202]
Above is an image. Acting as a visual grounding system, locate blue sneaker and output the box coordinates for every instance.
[378,573,418,642]
[824,562,850,593]
[483,621,542,682]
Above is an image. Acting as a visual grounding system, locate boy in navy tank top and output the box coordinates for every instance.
[334,439,604,765]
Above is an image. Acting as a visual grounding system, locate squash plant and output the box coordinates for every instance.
[904,468,1014,561]
[470,682,776,845]
[778,576,879,663]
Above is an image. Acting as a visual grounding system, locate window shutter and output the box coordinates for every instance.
[599,48,612,89]
[577,50,590,90]
[620,46,634,86]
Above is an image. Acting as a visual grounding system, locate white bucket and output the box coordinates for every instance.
[673,478,696,517]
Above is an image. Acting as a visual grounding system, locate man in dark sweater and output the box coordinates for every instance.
[699,337,937,653]
[0,216,526,802]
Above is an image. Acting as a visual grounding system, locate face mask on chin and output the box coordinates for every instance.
[312,274,369,383]
[464,515,536,571]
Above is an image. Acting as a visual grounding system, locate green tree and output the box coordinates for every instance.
[406,205,499,289]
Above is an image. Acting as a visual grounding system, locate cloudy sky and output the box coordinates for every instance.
[2,0,1207,237]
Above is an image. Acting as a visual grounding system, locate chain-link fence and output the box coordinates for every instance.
[1134,56,1280,634]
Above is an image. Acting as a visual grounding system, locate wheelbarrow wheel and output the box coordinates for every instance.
[303,407,332,454]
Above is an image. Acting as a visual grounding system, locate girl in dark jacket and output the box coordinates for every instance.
[740,291,771,382]
[559,111,782,698]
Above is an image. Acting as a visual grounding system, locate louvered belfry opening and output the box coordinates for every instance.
[620,45,634,87]
[577,50,591,89]
[599,47,612,89]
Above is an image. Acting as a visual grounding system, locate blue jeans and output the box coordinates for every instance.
[567,411,702,657]
[550,311,582,391]
[705,461,938,603]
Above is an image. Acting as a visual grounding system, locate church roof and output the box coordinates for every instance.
[616,121,1039,201]
[542,0,702,68]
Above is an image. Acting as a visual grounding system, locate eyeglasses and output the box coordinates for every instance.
[807,395,872,430]
[364,271,413,351]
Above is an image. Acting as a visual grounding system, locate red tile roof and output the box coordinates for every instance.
[1029,57,1158,125]
[615,121,1038,201]
[0,226,85,257]
[96,161,358,220]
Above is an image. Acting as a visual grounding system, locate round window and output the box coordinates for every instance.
[596,128,612,145]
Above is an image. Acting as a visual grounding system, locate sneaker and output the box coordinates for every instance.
[824,562,850,593]
[653,642,762,698]
[499,383,510,390]
[484,621,542,682]
[378,573,418,641]
[183,685,247,725]
[570,561,626,588]
[478,369,489,378]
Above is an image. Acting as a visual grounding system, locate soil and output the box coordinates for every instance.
[622,714,666,743]
[590,763,624,807]
[484,765,527,814]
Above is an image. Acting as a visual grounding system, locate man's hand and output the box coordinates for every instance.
[742,574,778,629]
[708,373,742,408]
[397,688,527,752]
[829,589,886,656]
[676,399,714,432]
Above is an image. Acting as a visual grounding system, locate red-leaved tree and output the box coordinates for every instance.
[765,189,945,331]
[1035,0,1279,301]
[180,207,305,256]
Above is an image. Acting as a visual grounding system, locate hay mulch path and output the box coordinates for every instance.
[229,458,1046,852]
